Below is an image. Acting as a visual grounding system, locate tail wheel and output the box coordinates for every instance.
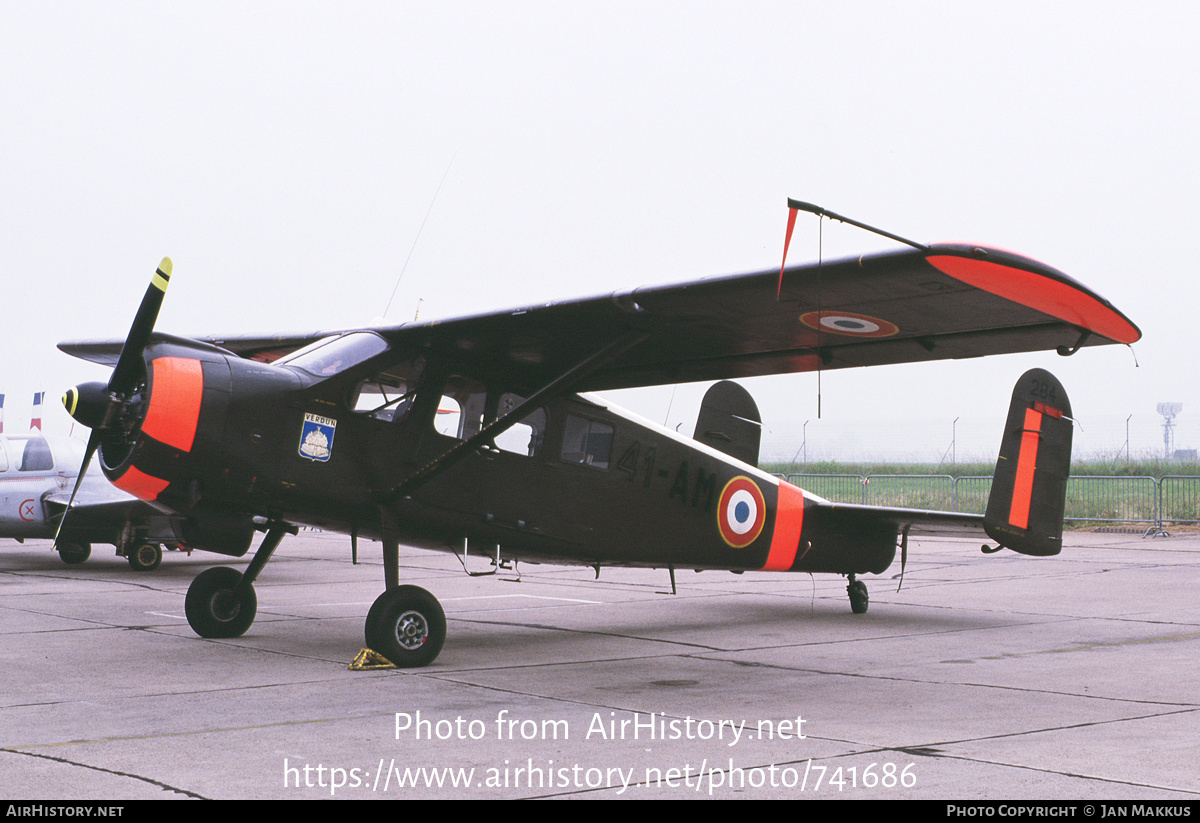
[848,578,869,614]
[127,542,162,572]
[185,567,257,638]
[365,585,446,668]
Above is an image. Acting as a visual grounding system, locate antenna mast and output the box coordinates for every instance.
[1157,403,1183,457]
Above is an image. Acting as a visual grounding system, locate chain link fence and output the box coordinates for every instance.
[784,473,1197,529]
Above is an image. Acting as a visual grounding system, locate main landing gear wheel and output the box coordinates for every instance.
[58,542,91,565]
[185,567,257,638]
[127,542,162,572]
[365,586,446,668]
[847,576,869,614]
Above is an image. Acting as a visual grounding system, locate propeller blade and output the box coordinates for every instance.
[52,428,102,549]
[109,257,172,397]
[57,257,173,546]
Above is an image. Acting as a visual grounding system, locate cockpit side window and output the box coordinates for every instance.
[348,354,425,423]
[0,441,9,472]
[351,376,414,422]
[561,414,613,469]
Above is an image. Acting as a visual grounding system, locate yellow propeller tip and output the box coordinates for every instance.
[158,257,173,276]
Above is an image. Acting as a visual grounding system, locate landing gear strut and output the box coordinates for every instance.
[847,574,869,614]
[365,532,447,667]
[183,523,290,639]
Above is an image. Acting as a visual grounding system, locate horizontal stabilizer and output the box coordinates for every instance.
[984,369,1073,556]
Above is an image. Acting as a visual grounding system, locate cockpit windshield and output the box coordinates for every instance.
[275,332,389,377]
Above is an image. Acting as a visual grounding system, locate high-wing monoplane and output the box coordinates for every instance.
[56,205,1141,666]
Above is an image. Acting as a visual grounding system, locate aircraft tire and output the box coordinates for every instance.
[185,567,257,638]
[365,586,445,668]
[127,542,163,572]
[58,542,91,565]
[848,579,869,614]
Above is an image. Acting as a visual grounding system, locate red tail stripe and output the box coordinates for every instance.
[762,482,805,571]
[1009,408,1043,530]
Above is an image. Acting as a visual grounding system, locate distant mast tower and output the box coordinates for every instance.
[1157,403,1183,457]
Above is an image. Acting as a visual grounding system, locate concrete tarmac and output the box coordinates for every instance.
[1,527,1197,800]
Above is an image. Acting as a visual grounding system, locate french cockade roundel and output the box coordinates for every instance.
[799,310,899,337]
[717,476,767,548]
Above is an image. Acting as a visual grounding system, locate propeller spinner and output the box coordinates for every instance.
[56,258,173,543]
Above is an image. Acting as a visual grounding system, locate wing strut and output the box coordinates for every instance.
[385,330,650,502]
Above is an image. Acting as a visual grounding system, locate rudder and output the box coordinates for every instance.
[984,369,1073,556]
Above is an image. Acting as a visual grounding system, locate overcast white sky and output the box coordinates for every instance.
[1,1,1195,463]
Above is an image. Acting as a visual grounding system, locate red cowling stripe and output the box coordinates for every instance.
[141,357,204,453]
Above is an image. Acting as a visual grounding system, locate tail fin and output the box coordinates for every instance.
[984,369,1073,556]
[31,391,43,431]
[694,380,761,466]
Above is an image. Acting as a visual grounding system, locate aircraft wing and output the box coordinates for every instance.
[56,331,330,367]
[59,244,1140,394]
[42,483,158,528]
[373,243,1139,393]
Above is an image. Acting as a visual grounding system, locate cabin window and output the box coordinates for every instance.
[561,414,613,469]
[436,376,487,440]
[493,393,546,457]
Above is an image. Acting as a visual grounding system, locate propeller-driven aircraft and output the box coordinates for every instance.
[55,204,1141,666]
[0,395,179,570]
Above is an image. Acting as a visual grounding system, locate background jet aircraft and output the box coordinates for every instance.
[0,395,178,570]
